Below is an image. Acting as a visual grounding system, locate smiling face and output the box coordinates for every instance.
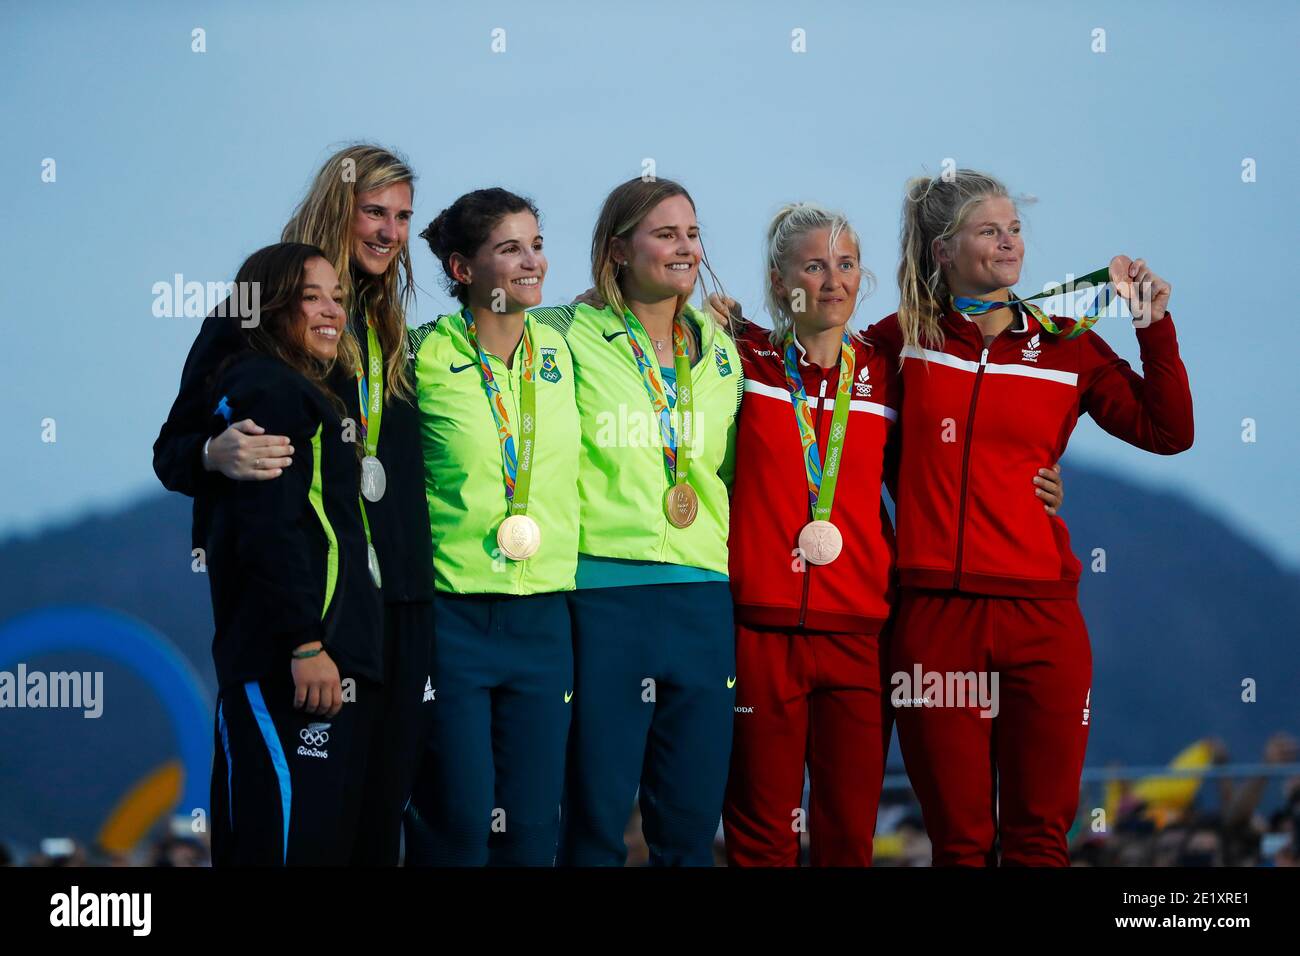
[774,226,861,339]
[351,181,413,277]
[614,194,701,301]
[296,256,347,361]
[453,211,547,313]
[936,195,1024,297]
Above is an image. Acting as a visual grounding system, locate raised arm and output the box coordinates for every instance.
[1078,257,1193,455]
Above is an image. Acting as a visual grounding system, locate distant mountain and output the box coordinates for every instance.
[0,493,214,685]
[1067,464,1300,765]
[1,465,1297,848]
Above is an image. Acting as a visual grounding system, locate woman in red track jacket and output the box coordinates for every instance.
[722,203,1064,866]
[864,170,1194,866]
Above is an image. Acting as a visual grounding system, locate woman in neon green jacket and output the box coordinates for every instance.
[408,188,580,865]
[533,176,743,866]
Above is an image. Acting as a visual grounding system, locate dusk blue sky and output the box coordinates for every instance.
[5,0,1298,566]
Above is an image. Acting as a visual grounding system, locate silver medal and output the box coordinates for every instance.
[361,455,387,502]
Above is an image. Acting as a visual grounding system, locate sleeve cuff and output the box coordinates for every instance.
[282,623,325,656]
[1134,310,1179,351]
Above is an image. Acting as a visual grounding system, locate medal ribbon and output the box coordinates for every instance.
[463,308,538,517]
[621,310,694,490]
[355,321,384,457]
[783,331,855,522]
[952,266,1115,339]
[358,497,380,587]
[353,320,384,585]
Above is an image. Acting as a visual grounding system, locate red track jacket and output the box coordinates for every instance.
[729,322,900,634]
[864,306,1193,598]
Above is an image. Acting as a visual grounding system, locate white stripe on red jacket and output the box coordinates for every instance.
[729,322,900,634]
[864,306,1194,598]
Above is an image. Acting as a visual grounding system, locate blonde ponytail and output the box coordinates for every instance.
[896,169,1011,357]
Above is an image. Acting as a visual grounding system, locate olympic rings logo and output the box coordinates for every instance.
[299,725,330,747]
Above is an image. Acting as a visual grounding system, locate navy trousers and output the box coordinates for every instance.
[558,581,736,866]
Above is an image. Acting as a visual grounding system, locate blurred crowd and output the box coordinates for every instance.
[4,833,210,867]
[1068,733,1299,867]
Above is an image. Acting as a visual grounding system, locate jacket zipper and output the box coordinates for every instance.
[952,346,989,590]
[798,375,830,627]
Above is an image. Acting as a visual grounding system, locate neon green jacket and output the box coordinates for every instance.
[531,302,743,575]
[411,310,579,594]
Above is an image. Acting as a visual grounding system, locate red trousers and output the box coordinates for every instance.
[723,624,891,866]
[889,589,1092,866]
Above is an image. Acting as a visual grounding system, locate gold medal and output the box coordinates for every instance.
[664,483,699,529]
[497,514,542,561]
[798,519,842,566]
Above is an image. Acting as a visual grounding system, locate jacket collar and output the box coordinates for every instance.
[791,330,813,368]
[445,307,535,365]
[790,328,854,372]
[597,300,717,356]
[944,297,1035,337]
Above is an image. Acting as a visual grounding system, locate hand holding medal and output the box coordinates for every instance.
[958,258,1167,333]
[1108,255,1171,326]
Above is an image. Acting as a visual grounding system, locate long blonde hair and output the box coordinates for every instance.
[764,202,874,348]
[897,169,1010,353]
[590,176,727,328]
[282,144,415,401]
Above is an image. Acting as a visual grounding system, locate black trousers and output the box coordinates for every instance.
[211,671,380,866]
[350,600,436,865]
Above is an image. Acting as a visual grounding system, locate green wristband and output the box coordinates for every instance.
[291,647,323,660]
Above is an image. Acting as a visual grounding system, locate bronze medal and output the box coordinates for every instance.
[798,519,843,566]
[664,483,699,529]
